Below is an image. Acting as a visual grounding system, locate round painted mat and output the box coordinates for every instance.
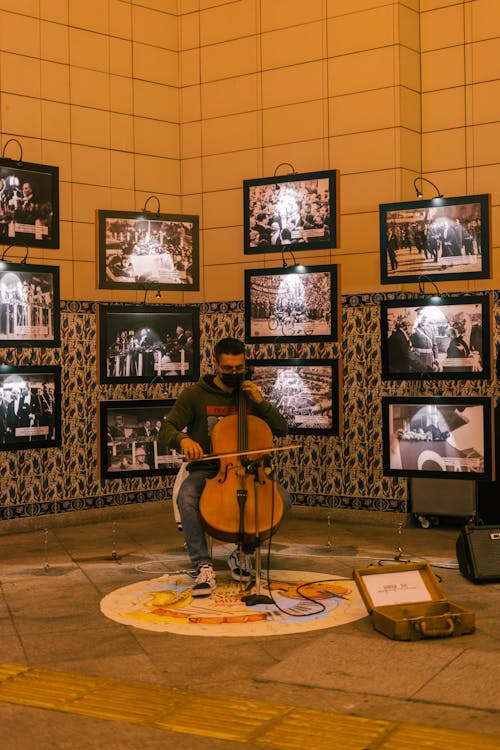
[100,570,368,637]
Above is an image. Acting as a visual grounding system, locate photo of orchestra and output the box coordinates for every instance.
[101,214,197,289]
[248,360,338,435]
[246,266,336,342]
[0,267,57,343]
[0,370,59,448]
[99,306,198,384]
[245,172,334,252]
[101,400,184,477]
[382,297,489,379]
[0,162,57,247]
[383,199,485,280]
[386,400,487,476]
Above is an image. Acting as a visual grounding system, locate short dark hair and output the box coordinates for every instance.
[214,337,245,361]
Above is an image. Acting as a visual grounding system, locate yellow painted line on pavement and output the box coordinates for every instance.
[0,663,498,749]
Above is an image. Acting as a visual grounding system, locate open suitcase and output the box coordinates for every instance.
[353,561,475,641]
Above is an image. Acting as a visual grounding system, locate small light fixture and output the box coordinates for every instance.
[142,195,161,216]
[142,282,162,304]
[281,248,298,268]
[273,162,296,190]
[418,274,442,302]
[1,242,29,264]
[413,177,443,200]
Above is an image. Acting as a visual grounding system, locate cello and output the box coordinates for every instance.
[198,386,285,546]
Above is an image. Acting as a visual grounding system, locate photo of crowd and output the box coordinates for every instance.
[100,213,198,290]
[248,360,338,435]
[246,267,335,341]
[0,161,58,247]
[0,370,59,448]
[101,401,184,477]
[382,297,489,379]
[245,172,335,253]
[0,267,57,343]
[382,197,488,281]
[385,400,488,477]
[99,306,198,384]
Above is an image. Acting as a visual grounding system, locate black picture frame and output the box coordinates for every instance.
[243,169,338,254]
[97,304,200,385]
[382,396,494,481]
[380,194,490,284]
[0,365,61,450]
[380,294,492,381]
[0,157,59,249]
[99,398,184,479]
[0,262,60,347]
[96,209,199,291]
[244,264,339,344]
[247,358,341,436]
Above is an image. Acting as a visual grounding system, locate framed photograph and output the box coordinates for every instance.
[247,358,341,436]
[380,194,490,284]
[99,399,184,479]
[0,365,61,450]
[243,169,338,254]
[0,262,60,347]
[97,304,199,385]
[96,209,199,291]
[382,396,494,481]
[244,264,339,343]
[380,294,492,381]
[0,158,59,248]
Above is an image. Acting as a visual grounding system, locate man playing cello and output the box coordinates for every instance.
[159,337,291,596]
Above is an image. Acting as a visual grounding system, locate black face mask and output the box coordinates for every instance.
[220,372,245,389]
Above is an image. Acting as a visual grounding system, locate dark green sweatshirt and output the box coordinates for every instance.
[159,375,288,468]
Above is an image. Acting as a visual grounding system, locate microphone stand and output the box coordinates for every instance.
[240,455,274,606]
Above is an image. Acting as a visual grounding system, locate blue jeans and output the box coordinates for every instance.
[177,466,292,571]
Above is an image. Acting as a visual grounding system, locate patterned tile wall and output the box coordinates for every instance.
[1,293,498,523]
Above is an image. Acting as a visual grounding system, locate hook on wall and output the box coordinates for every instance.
[273,162,296,177]
[1,243,29,264]
[142,195,161,216]
[1,138,24,164]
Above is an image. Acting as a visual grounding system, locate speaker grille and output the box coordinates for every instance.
[457,526,500,582]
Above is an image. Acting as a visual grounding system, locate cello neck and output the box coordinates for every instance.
[238,387,248,454]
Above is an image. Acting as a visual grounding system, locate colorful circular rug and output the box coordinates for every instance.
[100,570,368,637]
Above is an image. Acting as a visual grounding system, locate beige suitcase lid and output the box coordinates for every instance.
[353,561,448,614]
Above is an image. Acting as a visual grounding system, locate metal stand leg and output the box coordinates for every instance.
[241,473,274,606]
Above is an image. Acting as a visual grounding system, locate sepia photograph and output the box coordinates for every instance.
[380,194,490,284]
[99,399,184,479]
[0,158,60,249]
[247,358,341,435]
[244,264,339,343]
[0,365,61,450]
[97,304,199,385]
[382,396,494,480]
[0,262,60,347]
[96,209,199,291]
[380,294,491,381]
[243,169,338,254]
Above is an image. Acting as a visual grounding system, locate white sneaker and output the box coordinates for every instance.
[192,564,216,597]
[227,548,253,583]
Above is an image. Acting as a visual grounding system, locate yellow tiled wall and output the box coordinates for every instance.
[1,0,500,301]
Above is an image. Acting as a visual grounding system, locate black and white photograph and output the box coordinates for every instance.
[243,169,338,254]
[99,399,184,479]
[380,194,490,284]
[247,359,340,435]
[96,209,199,291]
[0,365,61,450]
[380,295,491,381]
[382,396,494,480]
[0,263,60,347]
[97,304,199,384]
[0,158,59,249]
[245,265,339,343]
